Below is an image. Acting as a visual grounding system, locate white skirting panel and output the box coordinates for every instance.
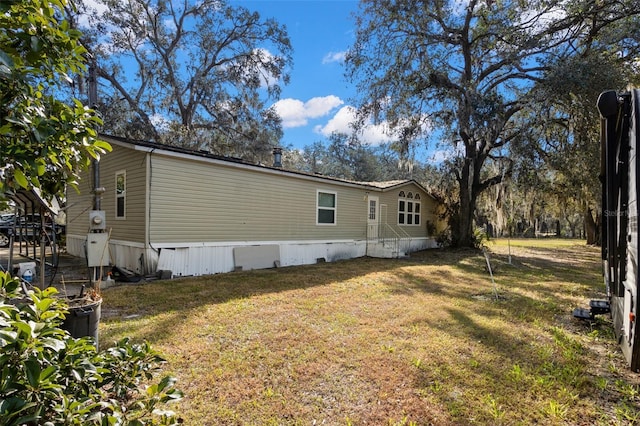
[410,237,439,251]
[155,245,234,277]
[66,235,439,279]
[66,235,86,259]
[279,240,367,266]
[66,234,151,275]
[155,240,368,277]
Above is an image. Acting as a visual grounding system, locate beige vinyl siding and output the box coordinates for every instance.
[65,145,147,243]
[378,183,438,239]
[148,154,368,243]
[66,167,96,236]
[100,146,147,243]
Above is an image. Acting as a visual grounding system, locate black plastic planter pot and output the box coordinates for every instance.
[61,297,102,347]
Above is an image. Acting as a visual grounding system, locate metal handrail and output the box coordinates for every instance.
[376,223,412,258]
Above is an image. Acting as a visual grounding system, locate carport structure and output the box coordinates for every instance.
[1,188,64,289]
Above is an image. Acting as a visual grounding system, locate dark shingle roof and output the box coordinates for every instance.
[101,134,434,197]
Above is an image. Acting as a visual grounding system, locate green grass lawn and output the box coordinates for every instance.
[99,239,640,425]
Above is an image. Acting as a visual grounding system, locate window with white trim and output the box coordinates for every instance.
[369,200,376,220]
[398,191,420,226]
[115,171,126,219]
[317,190,337,225]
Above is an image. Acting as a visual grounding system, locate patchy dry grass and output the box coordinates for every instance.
[100,239,640,425]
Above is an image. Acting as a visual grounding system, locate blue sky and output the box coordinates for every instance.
[236,0,394,151]
[82,0,410,153]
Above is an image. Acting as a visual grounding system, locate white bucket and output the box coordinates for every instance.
[18,262,36,277]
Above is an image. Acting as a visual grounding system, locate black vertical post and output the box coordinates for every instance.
[89,63,100,211]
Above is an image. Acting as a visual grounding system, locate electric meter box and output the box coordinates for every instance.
[86,233,110,267]
[89,210,106,231]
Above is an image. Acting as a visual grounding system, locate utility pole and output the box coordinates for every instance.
[89,63,102,210]
[86,63,109,288]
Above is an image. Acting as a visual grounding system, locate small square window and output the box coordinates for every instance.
[317,191,336,225]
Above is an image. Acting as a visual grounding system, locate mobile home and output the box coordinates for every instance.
[66,135,444,277]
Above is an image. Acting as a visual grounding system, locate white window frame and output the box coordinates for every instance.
[398,197,421,227]
[115,170,126,220]
[316,190,337,225]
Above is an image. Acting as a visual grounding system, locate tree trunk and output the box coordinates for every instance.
[566,216,577,238]
[455,158,476,247]
[457,196,474,246]
[494,184,508,237]
[585,207,598,245]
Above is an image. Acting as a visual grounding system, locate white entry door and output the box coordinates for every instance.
[367,196,379,239]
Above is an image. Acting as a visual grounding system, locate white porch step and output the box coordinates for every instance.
[367,242,407,259]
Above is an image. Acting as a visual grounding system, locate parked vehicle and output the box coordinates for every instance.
[0,214,15,248]
[0,213,15,223]
[0,232,9,248]
[0,214,62,248]
[575,89,640,371]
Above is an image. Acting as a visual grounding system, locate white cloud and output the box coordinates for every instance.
[314,106,394,146]
[314,106,433,147]
[429,149,453,163]
[429,139,465,163]
[313,105,355,135]
[253,48,281,88]
[519,6,566,35]
[163,18,177,32]
[74,0,109,27]
[322,51,346,64]
[273,95,344,128]
[150,113,171,131]
[275,97,432,147]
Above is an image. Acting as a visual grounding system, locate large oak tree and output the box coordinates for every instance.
[75,0,293,162]
[346,0,640,247]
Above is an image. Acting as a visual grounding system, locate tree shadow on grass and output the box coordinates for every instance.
[100,244,601,345]
[100,248,497,353]
[98,243,640,424]
[100,255,419,342]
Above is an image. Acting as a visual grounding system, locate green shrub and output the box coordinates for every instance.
[473,227,490,249]
[0,271,183,425]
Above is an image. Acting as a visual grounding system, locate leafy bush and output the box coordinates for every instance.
[435,229,452,248]
[0,271,183,425]
[473,227,490,249]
